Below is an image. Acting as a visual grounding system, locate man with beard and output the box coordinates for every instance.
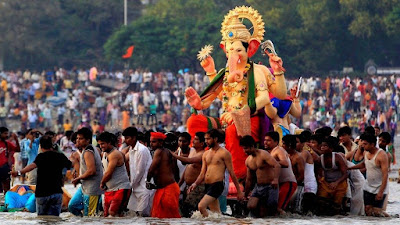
[171,132,206,217]
[188,129,243,217]
[264,131,296,214]
[242,135,280,217]
[147,132,181,218]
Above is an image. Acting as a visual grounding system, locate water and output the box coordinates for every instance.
[1,178,400,225]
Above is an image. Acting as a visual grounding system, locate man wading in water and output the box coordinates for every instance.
[188,129,244,217]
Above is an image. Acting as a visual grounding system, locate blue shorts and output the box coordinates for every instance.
[251,184,278,207]
[36,193,63,216]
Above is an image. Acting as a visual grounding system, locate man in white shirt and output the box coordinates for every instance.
[122,127,153,216]
[354,90,362,112]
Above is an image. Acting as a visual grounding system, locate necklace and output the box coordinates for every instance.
[222,63,251,113]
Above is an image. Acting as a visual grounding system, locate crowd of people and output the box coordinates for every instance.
[0,67,398,218]
[0,120,395,218]
[0,68,399,140]
[295,75,400,140]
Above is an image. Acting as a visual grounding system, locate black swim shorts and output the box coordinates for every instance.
[205,181,224,199]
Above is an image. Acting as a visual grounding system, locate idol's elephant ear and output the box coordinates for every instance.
[219,41,227,54]
[247,38,261,58]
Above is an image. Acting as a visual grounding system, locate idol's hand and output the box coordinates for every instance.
[266,52,285,73]
[200,56,216,74]
[221,112,233,125]
[290,84,298,99]
[185,87,202,110]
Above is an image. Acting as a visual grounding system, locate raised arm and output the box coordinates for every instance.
[171,151,203,164]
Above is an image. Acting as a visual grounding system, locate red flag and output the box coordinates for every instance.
[122,45,134,59]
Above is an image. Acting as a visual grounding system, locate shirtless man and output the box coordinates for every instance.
[349,133,389,217]
[264,131,297,214]
[146,132,180,218]
[188,129,243,217]
[241,135,280,217]
[282,135,304,213]
[295,134,317,214]
[171,132,206,217]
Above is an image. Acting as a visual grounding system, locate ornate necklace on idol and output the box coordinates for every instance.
[222,63,251,113]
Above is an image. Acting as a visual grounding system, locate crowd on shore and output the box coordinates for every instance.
[0,121,395,218]
[0,68,399,139]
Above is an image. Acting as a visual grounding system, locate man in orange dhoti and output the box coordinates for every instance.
[147,132,181,218]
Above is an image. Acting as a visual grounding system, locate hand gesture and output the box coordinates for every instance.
[290,84,298,99]
[185,87,202,110]
[200,56,216,74]
[266,52,285,73]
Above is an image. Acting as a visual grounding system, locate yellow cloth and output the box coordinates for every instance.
[63,123,73,131]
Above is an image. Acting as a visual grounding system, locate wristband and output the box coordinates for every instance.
[274,71,284,76]
[18,170,21,176]
[206,70,217,76]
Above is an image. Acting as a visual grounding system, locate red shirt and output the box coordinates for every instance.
[369,100,377,112]
[0,140,17,166]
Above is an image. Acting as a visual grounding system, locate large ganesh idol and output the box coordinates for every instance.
[185,6,287,179]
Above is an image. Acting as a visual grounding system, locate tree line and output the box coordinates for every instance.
[1,0,400,77]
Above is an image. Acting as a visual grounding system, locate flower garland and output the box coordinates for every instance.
[222,63,251,113]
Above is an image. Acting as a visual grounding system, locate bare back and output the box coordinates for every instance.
[153,148,176,188]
